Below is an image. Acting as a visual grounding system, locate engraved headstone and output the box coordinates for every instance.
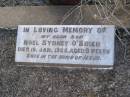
[15,25,115,68]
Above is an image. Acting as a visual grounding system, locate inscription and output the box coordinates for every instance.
[15,25,115,66]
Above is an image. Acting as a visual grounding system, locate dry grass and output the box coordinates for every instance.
[60,0,130,61]
[0,0,129,59]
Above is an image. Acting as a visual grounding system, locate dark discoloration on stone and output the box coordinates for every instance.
[0,28,129,97]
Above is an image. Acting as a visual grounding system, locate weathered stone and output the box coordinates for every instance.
[0,28,129,97]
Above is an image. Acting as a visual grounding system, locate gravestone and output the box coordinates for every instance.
[0,5,130,97]
[0,26,128,97]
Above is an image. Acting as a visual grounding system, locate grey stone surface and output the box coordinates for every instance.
[0,28,129,97]
[0,0,46,7]
[0,6,129,28]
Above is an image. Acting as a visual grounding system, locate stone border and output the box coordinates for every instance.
[0,6,129,28]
